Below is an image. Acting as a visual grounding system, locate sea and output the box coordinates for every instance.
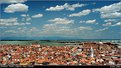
[0,39,121,46]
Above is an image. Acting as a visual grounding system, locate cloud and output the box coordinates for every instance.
[93,2,121,32]
[46,3,86,11]
[29,27,38,32]
[21,14,29,17]
[86,19,98,24]
[17,27,28,33]
[0,18,30,26]
[64,3,86,11]
[21,14,27,17]
[32,13,43,18]
[101,12,121,18]
[102,22,112,26]
[48,18,74,24]
[93,2,121,18]
[80,19,98,24]
[112,22,121,26]
[21,14,31,21]
[69,9,91,17]
[43,24,63,32]
[0,0,27,4]
[80,21,85,23]
[104,19,117,22]
[86,19,96,24]
[42,23,79,36]
[46,5,64,11]
[5,30,16,33]
[21,14,32,22]
[96,22,120,32]
[93,2,121,13]
[79,26,93,30]
[0,18,17,26]
[26,17,31,21]
[43,24,67,34]
[3,27,28,35]
[4,3,28,13]
[40,23,101,38]
[96,27,109,32]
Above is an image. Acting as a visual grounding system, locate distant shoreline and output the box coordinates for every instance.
[0,39,121,41]
[0,40,121,46]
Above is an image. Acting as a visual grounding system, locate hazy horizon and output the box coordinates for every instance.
[0,37,121,41]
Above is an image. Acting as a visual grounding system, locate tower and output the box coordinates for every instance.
[90,47,94,58]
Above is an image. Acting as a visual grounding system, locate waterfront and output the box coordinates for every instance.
[0,39,121,46]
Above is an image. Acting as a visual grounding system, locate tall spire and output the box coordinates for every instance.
[90,47,94,58]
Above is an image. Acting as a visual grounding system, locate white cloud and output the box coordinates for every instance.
[94,2,121,13]
[102,22,112,26]
[21,14,29,17]
[96,22,120,32]
[0,0,27,4]
[104,19,117,22]
[21,14,31,21]
[64,3,86,11]
[21,14,26,17]
[46,3,86,11]
[93,2,121,30]
[43,24,66,34]
[43,24,62,32]
[86,19,98,24]
[39,23,100,38]
[4,3,28,13]
[101,12,121,18]
[0,18,30,26]
[4,27,28,34]
[93,2,121,18]
[69,9,91,17]
[79,26,93,30]
[5,30,16,33]
[48,18,74,24]
[80,19,98,24]
[0,18,17,26]
[26,17,31,21]
[17,27,27,32]
[42,23,79,36]
[46,5,64,11]
[96,27,109,32]
[112,22,121,26]
[32,13,43,18]
[0,18,17,23]
[80,21,85,23]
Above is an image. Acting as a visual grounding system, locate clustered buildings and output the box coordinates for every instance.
[0,42,121,66]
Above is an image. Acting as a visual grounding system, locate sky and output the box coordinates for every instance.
[0,0,121,40]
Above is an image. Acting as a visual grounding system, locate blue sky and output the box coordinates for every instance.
[0,0,121,40]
